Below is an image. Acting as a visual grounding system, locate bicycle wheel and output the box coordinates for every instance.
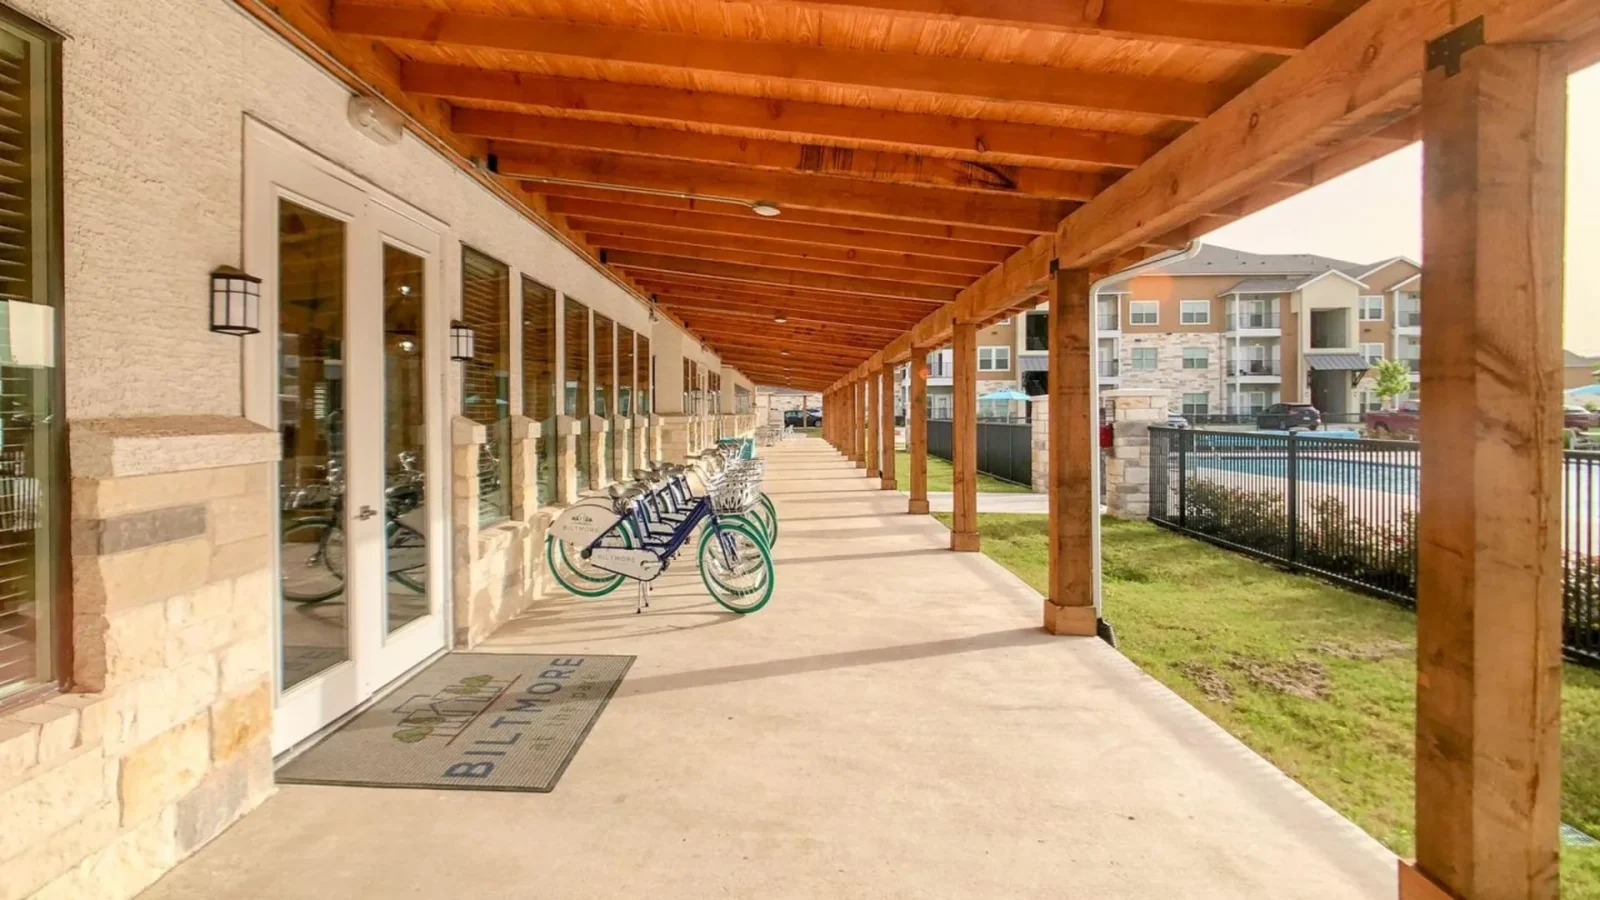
[387,521,427,594]
[757,492,779,547]
[281,519,346,603]
[546,526,632,598]
[718,512,770,549]
[697,521,774,614]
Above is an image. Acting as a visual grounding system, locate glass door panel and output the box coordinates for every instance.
[276,199,351,692]
[381,245,427,635]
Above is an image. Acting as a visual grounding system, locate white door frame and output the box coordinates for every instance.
[243,119,451,754]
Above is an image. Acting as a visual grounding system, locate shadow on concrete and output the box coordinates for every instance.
[616,627,1052,697]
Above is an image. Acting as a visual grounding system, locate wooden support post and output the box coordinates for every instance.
[908,351,930,514]
[866,365,881,479]
[846,381,859,463]
[950,320,980,551]
[1407,35,1567,900]
[880,364,898,490]
[1044,266,1099,636]
[854,378,867,468]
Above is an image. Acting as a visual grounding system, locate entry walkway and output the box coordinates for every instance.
[142,438,1392,900]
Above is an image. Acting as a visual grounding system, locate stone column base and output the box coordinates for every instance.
[1398,863,1459,900]
[907,498,930,515]
[950,531,980,552]
[1042,601,1097,636]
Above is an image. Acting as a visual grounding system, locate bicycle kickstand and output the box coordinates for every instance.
[635,579,652,615]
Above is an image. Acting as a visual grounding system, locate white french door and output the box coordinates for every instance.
[244,122,449,755]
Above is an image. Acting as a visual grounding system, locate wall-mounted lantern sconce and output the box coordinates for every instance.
[450,320,476,361]
[210,266,261,336]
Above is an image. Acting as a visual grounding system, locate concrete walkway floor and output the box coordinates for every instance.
[142,438,1393,900]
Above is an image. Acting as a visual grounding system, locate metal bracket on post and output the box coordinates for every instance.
[1425,17,1484,77]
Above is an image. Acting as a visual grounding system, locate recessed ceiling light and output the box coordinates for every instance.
[773,314,788,324]
[751,200,781,218]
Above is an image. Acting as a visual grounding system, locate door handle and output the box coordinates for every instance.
[357,505,379,520]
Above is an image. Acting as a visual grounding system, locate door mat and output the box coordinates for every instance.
[277,652,634,793]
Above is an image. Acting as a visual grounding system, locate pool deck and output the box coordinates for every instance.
[140,438,1395,900]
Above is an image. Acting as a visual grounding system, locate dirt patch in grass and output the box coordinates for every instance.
[1232,656,1330,701]
[1103,558,1155,584]
[1311,639,1413,662]
[1178,662,1235,704]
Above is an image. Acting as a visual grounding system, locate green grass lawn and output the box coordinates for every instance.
[937,512,1600,896]
[895,451,1031,494]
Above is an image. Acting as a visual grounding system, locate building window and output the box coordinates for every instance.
[930,394,953,419]
[978,346,1010,371]
[522,278,558,504]
[1179,300,1210,325]
[1182,347,1209,369]
[1397,290,1422,327]
[1359,391,1385,412]
[1362,342,1385,365]
[1129,301,1159,326]
[1182,393,1209,416]
[637,336,652,415]
[1240,391,1269,414]
[1359,295,1385,321]
[1024,311,1048,352]
[564,296,591,492]
[462,247,512,526]
[0,12,62,703]
[1131,347,1158,370]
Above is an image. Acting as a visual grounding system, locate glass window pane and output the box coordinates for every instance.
[277,200,349,690]
[0,17,59,701]
[461,248,511,526]
[521,277,557,505]
[564,297,591,493]
[594,313,615,475]
[617,327,634,467]
[636,336,651,415]
[382,246,428,635]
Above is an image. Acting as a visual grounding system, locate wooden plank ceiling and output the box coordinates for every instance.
[242,0,1402,390]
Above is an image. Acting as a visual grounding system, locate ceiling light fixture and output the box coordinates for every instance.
[773,314,788,324]
[751,200,781,218]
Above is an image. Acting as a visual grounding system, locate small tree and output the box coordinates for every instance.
[1371,359,1412,409]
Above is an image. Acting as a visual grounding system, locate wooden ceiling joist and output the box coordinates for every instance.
[607,251,959,303]
[587,234,976,287]
[746,0,1341,52]
[652,298,910,335]
[538,188,1031,248]
[333,3,1231,121]
[631,274,939,316]
[493,146,1078,230]
[406,63,1164,172]
[574,220,990,277]
[550,199,1014,264]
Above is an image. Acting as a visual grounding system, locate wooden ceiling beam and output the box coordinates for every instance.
[652,297,911,335]
[458,109,1112,200]
[334,3,1229,120]
[574,220,987,277]
[536,187,1029,247]
[408,63,1163,171]
[549,198,1013,264]
[494,146,1078,231]
[677,322,888,353]
[580,230,982,284]
[608,251,959,303]
[631,275,937,317]
[746,0,1340,53]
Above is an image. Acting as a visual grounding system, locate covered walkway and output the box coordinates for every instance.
[142,439,1390,900]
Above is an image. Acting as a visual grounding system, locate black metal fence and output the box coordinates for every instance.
[927,418,1033,487]
[1147,426,1600,666]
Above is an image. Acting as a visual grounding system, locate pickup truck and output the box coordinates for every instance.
[1363,401,1419,437]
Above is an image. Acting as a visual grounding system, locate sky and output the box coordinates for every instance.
[1204,63,1599,353]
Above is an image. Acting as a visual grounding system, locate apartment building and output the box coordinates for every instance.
[1005,245,1422,417]
[921,318,1019,418]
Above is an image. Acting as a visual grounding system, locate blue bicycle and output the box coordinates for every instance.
[546,451,774,614]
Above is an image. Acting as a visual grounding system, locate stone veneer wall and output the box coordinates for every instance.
[0,417,277,900]
[1119,333,1229,413]
[1102,391,1169,519]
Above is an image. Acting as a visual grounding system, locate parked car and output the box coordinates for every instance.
[1167,412,1190,429]
[1256,403,1322,431]
[1566,405,1600,431]
[783,409,822,427]
[1364,400,1420,437]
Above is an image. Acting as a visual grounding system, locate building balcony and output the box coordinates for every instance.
[1225,312,1281,333]
[1397,311,1423,330]
[1226,359,1282,379]
[1098,359,1120,380]
[1096,314,1120,333]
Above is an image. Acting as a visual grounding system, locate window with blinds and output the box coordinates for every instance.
[461,247,510,526]
[635,336,651,415]
[564,298,591,492]
[0,11,60,704]
[617,328,635,469]
[521,277,557,506]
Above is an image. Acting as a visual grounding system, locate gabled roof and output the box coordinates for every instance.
[1216,268,1367,297]
[1565,351,1600,368]
[1354,256,1423,280]
[1109,243,1385,291]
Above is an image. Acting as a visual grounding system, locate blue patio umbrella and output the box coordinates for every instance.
[979,389,1032,402]
[1568,384,1600,399]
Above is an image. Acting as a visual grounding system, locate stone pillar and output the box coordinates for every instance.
[612,416,631,483]
[1031,396,1049,493]
[658,414,694,463]
[1102,389,1167,520]
[634,414,651,470]
[510,416,541,517]
[450,416,485,644]
[554,415,580,505]
[586,415,610,487]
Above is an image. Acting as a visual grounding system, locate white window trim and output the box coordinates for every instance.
[1129,301,1159,326]
[1182,347,1209,369]
[1362,342,1385,363]
[1131,347,1158,370]
[1182,393,1210,415]
[1179,300,1210,325]
[977,346,1011,372]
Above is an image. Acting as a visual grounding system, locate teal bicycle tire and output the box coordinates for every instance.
[757,493,779,547]
[546,526,633,598]
[697,521,774,614]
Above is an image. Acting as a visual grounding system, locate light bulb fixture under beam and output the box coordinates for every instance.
[751,200,781,217]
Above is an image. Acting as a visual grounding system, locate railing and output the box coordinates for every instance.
[1226,312,1281,330]
[1098,360,1119,377]
[1226,359,1281,376]
[1147,426,1600,666]
[926,418,1032,487]
[1097,314,1119,331]
[1187,414,1259,427]
[1398,311,1423,328]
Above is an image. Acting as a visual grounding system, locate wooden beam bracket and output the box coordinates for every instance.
[1426,17,1486,77]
